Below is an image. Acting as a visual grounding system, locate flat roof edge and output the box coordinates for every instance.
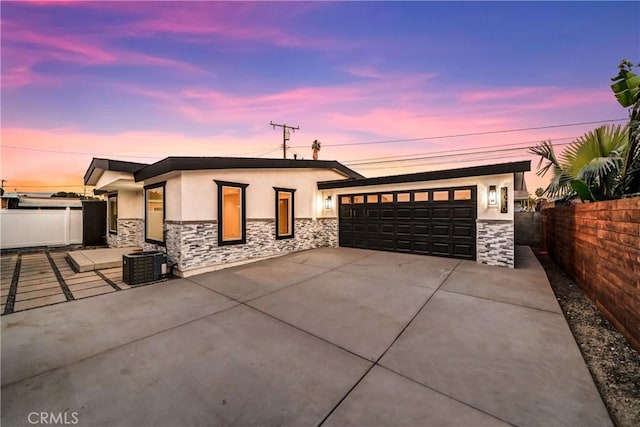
[318,161,531,190]
[133,157,364,182]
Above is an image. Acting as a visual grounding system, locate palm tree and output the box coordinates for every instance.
[610,60,640,196]
[311,139,321,160]
[563,125,628,199]
[529,140,572,199]
[529,124,629,200]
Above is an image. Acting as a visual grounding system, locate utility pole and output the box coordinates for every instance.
[270,121,300,159]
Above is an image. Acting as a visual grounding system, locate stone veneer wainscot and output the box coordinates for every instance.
[476,219,514,268]
[107,218,144,248]
[155,218,338,274]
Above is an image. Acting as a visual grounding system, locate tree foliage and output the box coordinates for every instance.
[530,59,640,201]
[610,59,640,196]
[529,125,628,200]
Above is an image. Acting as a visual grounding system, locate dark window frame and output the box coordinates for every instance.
[215,180,249,246]
[144,182,166,245]
[274,187,296,240]
[108,193,118,235]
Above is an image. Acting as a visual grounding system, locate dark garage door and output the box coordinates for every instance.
[338,186,477,260]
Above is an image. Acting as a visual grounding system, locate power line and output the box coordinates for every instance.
[352,152,535,171]
[290,118,627,148]
[344,136,579,165]
[1,145,161,159]
[347,138,578,170]
[1,118,625,159]
[345,140,575,167]
[1,143,289,159]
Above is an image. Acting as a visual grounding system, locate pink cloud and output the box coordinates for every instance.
[459,86,613,112]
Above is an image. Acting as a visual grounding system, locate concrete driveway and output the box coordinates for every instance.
[1,247,611,426]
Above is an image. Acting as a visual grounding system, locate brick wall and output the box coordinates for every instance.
[542,197,640,351]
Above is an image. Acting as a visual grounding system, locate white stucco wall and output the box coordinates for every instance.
[101,167,515,229]
[317,173,515,221]
[116,189,144,219]
[159,168,349,221]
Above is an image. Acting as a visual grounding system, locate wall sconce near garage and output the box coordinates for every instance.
[488,185,497,207]
[324,195,332,210]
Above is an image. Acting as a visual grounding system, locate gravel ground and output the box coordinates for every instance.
[535,251,640,427]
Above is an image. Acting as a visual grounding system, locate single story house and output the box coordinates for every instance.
[84,157,530,276]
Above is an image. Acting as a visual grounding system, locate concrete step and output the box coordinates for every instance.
[68,247,141,272]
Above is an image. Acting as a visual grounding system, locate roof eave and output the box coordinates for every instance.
[133,157,364,182]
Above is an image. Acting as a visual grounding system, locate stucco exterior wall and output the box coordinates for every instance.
[167,168,348,221]
[117,189,144,219]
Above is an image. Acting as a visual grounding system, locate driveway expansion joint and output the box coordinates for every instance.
[2,253,22,315]
[374,364,517,426]
[317,260,463,425]
[0,301,242,389]
[439,287,563,315]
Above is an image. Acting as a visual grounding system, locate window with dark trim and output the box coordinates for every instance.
[215,180,248,246]
[145,183,165,245]
[108,194,118,234]
[274,187,296,239]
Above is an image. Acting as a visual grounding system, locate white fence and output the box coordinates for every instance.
[0,208,83,249]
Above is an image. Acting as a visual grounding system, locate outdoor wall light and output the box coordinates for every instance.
[324,195,332,210]
[488,185,498,207]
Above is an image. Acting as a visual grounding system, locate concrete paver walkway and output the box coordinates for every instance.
[1,250,131,315]
[0,246,611,426]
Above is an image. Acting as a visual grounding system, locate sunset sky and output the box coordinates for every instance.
[1,1,637,194]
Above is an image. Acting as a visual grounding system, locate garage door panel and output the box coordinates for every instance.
[453,225,474,238]
[397,209,411,218]
[413,224,429,236]
[432,224,450,236]
[339,186,476,261]
[396,240,412,251]
[432,208,450,219]
[413,241,431,253]
[413,208,430,219]
[341,223,353,233]
[397,224,412,235]
[367,223,379,233]
[366,238,380,248]
[380,223,395,234]
[381,209,394,218]
[432,242,451,255]
[353,223,366,233]
[453,207,474,219]
[367,209,379,219]
[453,243,474,257]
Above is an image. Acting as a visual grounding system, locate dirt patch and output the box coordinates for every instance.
[535,251,640,427]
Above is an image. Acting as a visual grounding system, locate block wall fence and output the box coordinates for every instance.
[542,197,640,351]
